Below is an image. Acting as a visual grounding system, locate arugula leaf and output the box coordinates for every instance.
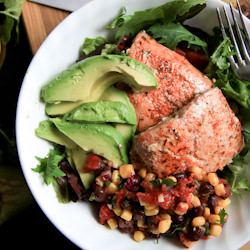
[210,38,236,71]
[0,0,25,44]
[106,0,206,40]
[81,36,108,56]
[209,37,250,109]
[222,155,250,198]
[148,22,207,50]
[33,146,66,185]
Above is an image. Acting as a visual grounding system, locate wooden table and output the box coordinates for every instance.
[21,1,250,249]
[22,1,70,55]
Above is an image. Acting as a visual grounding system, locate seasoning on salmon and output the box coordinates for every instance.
[127,31,213,133]
[130,87,245,178]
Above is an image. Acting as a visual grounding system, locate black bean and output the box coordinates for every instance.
[93,184,108,203]
[119,218,135,233]
[125,175,141,192]
[187,226,205,241]
[133,208,145,221]
[199,183,214,196]
[172,215,185,223]
[173,172,186,180]
[120,199,133,210]
[207,195,217,211]
[192,205,205,217]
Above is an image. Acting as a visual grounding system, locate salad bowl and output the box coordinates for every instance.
[16,0,250,249]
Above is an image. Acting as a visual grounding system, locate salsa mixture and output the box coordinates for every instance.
[34,0,250,248]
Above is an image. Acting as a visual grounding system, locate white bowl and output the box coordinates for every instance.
[16,0,250,249]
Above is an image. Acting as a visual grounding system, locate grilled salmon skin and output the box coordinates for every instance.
[127,31,213,132]
[131,87,245,178]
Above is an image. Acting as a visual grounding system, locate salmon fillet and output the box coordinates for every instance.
[130,87,245,178]
[127,31,213,132]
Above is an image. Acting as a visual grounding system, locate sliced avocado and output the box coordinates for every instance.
[40,54,158,103]
[35,120,76,149]
[64,101,137,125]
[114,123,136,145]
[45,85,136,118]
[51,118,128,166]
[45,100,84,116]
[71,147,95,190]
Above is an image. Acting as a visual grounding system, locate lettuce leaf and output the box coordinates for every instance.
[81,36,108,56]
[105,0,206,40]
[148,22,207,50]
[0,0,25,44]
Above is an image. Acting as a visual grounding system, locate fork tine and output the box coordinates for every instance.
[216,7,238,71]
[229,2,250,63]
[216,7,228,40]
[236,0,250,47]
[223,5,243,63]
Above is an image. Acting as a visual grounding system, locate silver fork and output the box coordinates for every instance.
[216,0,250,81]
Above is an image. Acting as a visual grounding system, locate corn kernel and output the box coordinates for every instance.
[105,182,118,194]
[167,176,177,183]
[192,195,201,208]
[145,204,158,210]
[137,220,147,228]
[208,214,221,224]
[107,218,118,230]
[113,206,122,216]
[203,207,211,218]
[112,170,122,184]
[214,183,226,197]
[160,213,171,220]
[121,209,133,221]
[144,172,156,182]
[174,202,189,216]
[134,231,145,242]
[158,219,172,233]
[217,197,231,208]
[138,168,147,179]
[151,229,161,234]
[192,216,206,227]
[189,166,202,174]
[95,176,104,187]
[210,224,222,237]
[208,173,219,186]
[144,206,159,216]
[119,164,135,179]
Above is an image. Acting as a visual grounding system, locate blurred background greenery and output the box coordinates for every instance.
[0,1,79,248]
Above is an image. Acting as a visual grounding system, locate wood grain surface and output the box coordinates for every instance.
[21,1,250,249]
[22,1,69,55]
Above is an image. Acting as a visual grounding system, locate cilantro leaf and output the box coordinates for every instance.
[148,22,207,50]
[219,208,227,224]
[33,147,66,185]
[150,178,176,187]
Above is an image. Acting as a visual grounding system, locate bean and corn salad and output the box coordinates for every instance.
[59,153,231,248]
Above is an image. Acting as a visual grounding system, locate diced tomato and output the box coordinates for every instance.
[137,177,195,210]
[99,204,115,225]
[83,154,103,173]
[185,50,208,69]
[115,188,137,205]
